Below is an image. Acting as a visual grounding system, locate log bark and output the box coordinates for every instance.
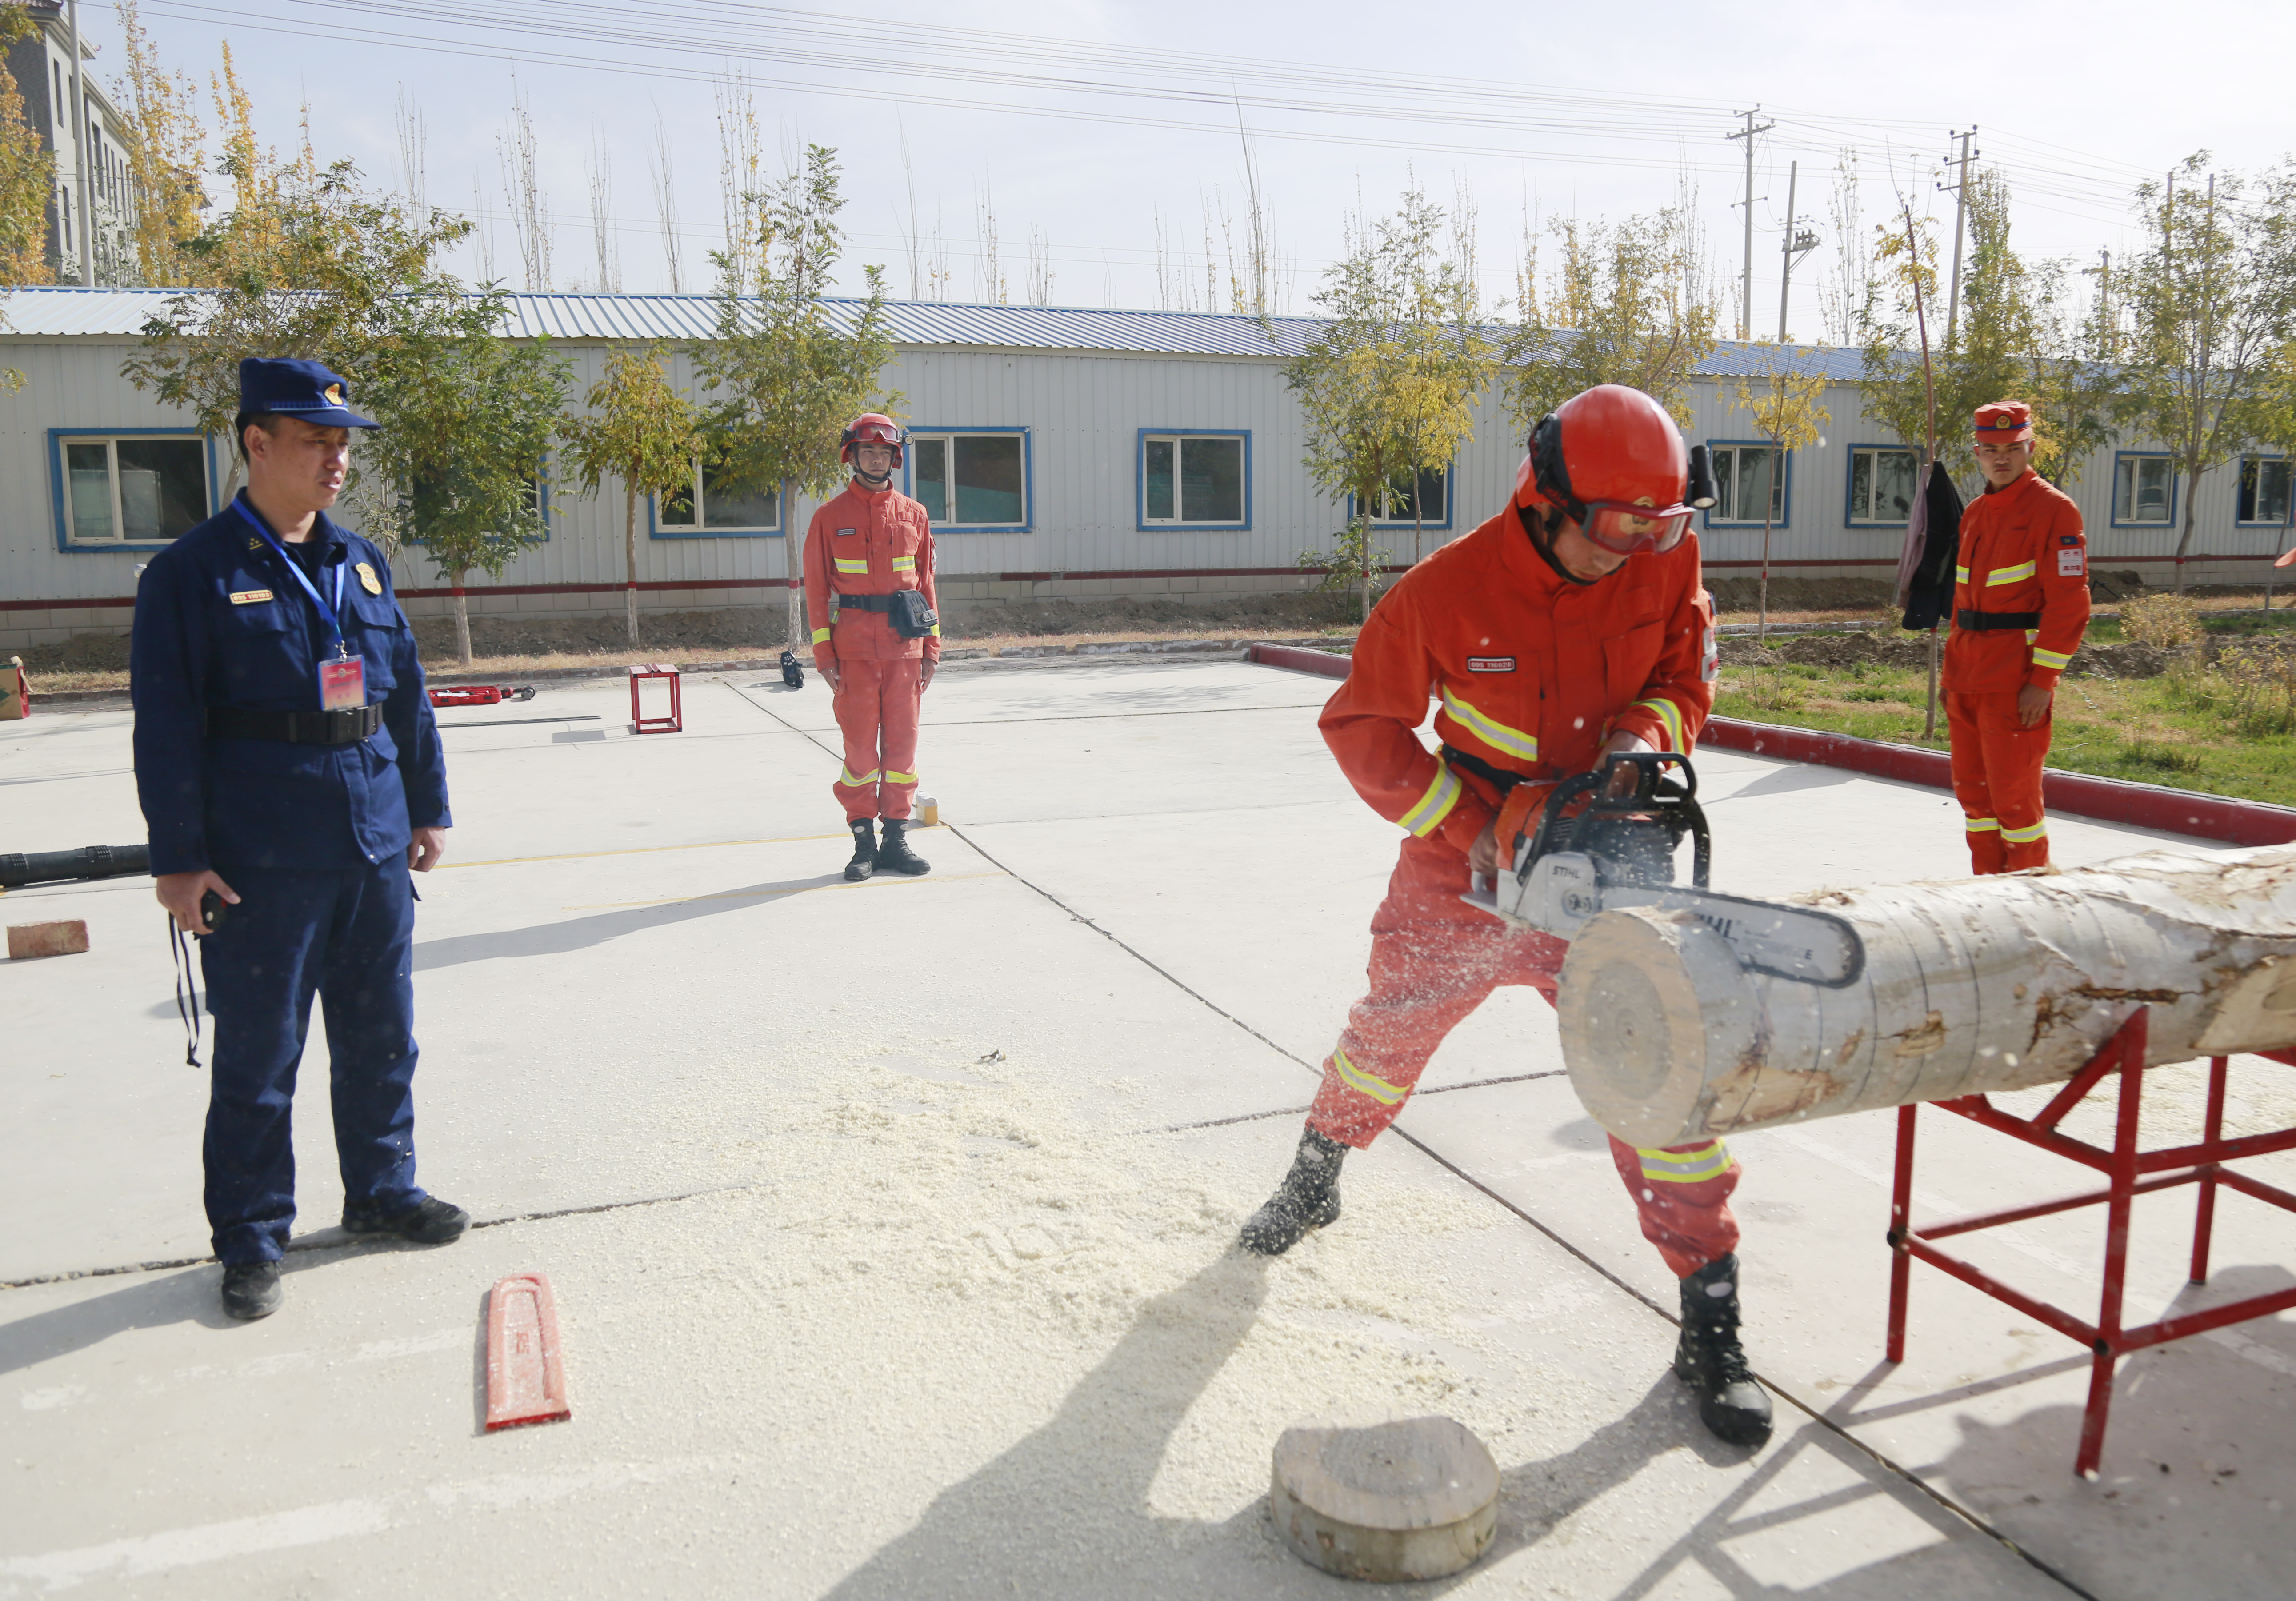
[1558,844,2296,1149]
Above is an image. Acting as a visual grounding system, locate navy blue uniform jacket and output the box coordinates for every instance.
[131,493,452,875]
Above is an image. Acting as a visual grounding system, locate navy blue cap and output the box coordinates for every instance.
[237,357,379,429]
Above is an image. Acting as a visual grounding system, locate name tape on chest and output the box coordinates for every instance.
[1465,656,1516,673]
[2057,547,2086,576]
[228,588,275,605]
[836,527,858,538]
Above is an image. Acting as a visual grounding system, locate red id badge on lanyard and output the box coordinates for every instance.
[319,655,367,711]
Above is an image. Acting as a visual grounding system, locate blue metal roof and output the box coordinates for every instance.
[0,286,1865,374]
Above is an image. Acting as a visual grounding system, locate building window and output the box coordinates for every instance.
[2237,456,2291,526]
[56,433,210,546]
[2112,453,2176,526]
[655,458,781,536]
[1847,446,1917,525]
[1138,430,1248,529]
[1361,465,1449,528]
[912,430,1029,529]
[1706,443,1787,524]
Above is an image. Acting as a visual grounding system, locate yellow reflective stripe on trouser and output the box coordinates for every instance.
[1632,696,1685,753]
[1987,560,2037,585]
[1332,1050,1408,1107]
[2001,819,2048,844]
[2031,646,2073,670]
[834,557,870,574]
[883,768,917,784]
[811,625,831,644]
[1964,816,2000,833]
[1636,1141,1732,1183]
[838,765,881,787]
[1440,686,1539,761]
[1399,760,1462,837]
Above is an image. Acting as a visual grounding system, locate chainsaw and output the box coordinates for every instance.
[1462,751,1865,987]
[427,685,538,708]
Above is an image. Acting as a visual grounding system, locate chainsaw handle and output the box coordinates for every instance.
[1514,751,1712,891]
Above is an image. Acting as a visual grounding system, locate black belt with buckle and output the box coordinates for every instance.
[836,593,901,612]
[1955,608,2042,632]
[204,704,384,744]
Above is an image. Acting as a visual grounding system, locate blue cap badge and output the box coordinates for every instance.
[237,357,380,429]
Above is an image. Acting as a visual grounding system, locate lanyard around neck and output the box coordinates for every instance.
[233,497,347,654]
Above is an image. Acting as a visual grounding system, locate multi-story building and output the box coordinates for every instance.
[6,0,138,285]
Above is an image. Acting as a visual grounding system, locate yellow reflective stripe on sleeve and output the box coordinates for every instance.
[928,624,941,636]
[1636,1141,1732,1183]
[2031,646,2073,669]
[1332,1049,1409,1107]
[890,556,916,572]
[1398,760,1463,837]
[1964,817,2001,833]
[837,766,881,787]
[1955,565,1970,584]
[834,557,871,574]
[1632,696,1685,754]
[1439,686,1539,760]
[2001,819,2049,844]
[883,768,918,784]
[2024,629,2041,644]
[1987,560,2037,585]
[811,626,832,644]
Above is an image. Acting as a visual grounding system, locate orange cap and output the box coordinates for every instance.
[1974,401,2034,443]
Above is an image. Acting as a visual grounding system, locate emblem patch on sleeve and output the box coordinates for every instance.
[1465,656,1516,673]
[1701,625,1720,683]
[355,561,384,595]
[228,588,274,605]
[2056,547,2085,577]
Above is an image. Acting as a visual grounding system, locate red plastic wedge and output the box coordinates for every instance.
[485,1271,572,1432]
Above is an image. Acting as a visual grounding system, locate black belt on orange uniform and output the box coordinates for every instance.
[1955,608,2042,631]
[835,592,904,612]
[203,704,383,744]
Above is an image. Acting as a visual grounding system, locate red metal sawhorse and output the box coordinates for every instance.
[1885,1008,2296,1477]
[628,663,682,733]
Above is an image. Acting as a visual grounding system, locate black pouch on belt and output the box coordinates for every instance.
[884,588,938,640]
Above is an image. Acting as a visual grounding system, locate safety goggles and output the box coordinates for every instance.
[850,424,904,446]
[1576,500,1695,556]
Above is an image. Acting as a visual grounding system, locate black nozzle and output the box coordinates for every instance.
[1687,444,1718,511]
[0,843,151,889]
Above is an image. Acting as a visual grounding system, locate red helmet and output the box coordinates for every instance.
[840,413,905,466]
[1512,384,1695,556]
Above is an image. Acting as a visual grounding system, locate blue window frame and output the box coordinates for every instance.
[2236,455,2291,527]
[1353,464,1454,531]
[651,458,785,539]
[1844,444,1918,527]
[2111,452,2178,528]
[1136,429,1250,532]
[1702,440,1792,527]
[48,428,219,552]
[907,427,1033,532]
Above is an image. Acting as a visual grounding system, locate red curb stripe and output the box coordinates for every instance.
[1247,643,1350,679]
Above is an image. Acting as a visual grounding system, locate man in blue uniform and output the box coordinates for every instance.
[132,358,465,1322]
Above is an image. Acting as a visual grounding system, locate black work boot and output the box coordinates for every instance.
[844,819,877,881]
[343,1196,471,1244]
[1675,1253,1774,1447]
[1238,1126,1348,1256]
[876,818,932,876]
[221,1261,283,1321]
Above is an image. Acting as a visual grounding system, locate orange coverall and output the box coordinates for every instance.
[803,480,941,823]
[1942,469,2089,873]
[1312,507,1738,1279]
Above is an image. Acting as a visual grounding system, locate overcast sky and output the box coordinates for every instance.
[81,0,2296,341]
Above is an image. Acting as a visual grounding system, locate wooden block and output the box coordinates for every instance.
[485,1272,572,1431]
[7,920,89,960]
[1270,1416,1498,1581]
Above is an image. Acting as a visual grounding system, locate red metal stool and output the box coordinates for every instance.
[628,663,682,734]
[1885,1007,2296,1476]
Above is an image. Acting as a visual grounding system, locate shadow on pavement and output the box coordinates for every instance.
[0,1265,241,1374]
[411,874,848,971]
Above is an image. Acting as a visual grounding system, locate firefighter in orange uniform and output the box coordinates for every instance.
[1944,401,2089,874]
[804,414,940,881]
[1238,384,1772,1446]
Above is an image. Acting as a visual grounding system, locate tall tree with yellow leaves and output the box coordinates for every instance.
[110,0,206,285]
[0,0,53,289]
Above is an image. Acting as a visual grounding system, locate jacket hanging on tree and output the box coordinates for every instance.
[1895,461,1967,633]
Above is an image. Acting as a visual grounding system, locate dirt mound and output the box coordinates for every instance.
[945,591,1360,638]
[1718,631,2168,679]
[1704,576,1895,613]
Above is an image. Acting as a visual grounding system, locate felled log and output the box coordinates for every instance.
[1557,844,2296,1149]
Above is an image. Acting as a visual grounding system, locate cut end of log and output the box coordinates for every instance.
[1558,908,1756,1150]
[1269,1416,1498,1582]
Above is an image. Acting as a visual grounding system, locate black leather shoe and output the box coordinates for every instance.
[343,1196,471,1245]
[221,1260,283,1321]
[876,818,931,876]
[1675,1253,1774,1447]
[1238,1126,1347,1256]
[844,819,878,881]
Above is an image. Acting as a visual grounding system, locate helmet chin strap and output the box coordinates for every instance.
[852,464,892,488]
[1516,500,1608,588]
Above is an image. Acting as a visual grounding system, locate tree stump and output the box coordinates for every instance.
[1559,843,2296,1149]
[1269,1416,1498,1582]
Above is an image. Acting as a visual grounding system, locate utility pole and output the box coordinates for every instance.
[1727,107,1773,341]
[1937,127,1977,348]
[67,0,94,285]
[2081,248,2113,359]
[1776,160,1818,343]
